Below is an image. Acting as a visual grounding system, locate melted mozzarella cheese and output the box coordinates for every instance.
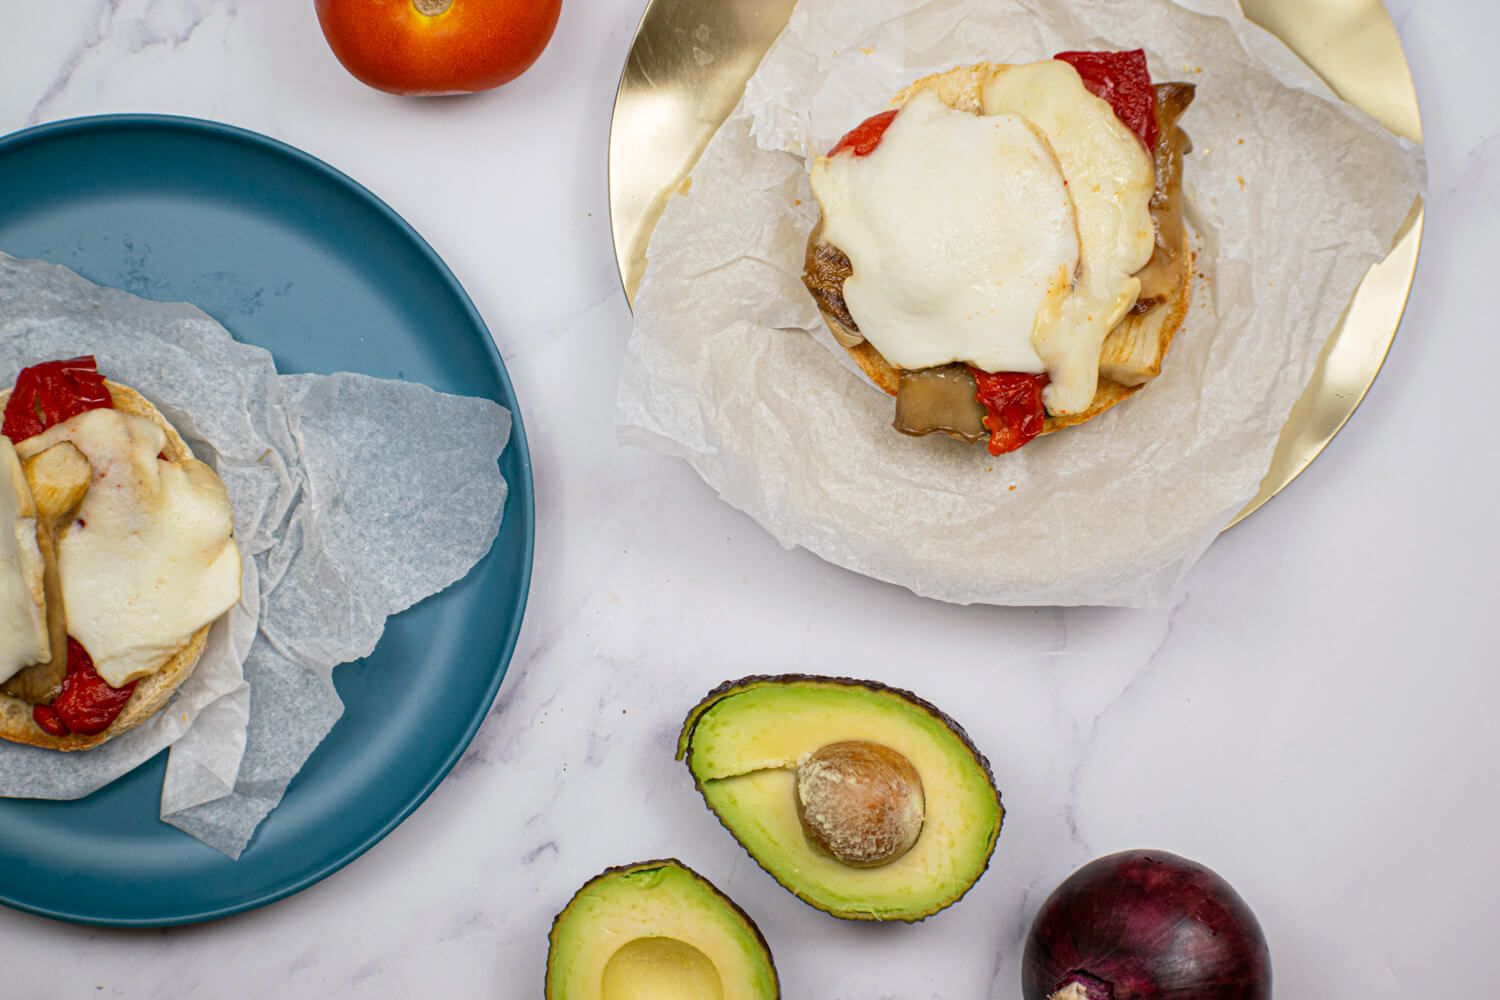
[811,88,1079,374]
[16,409,241,688]
[0,438,49,684]
[982,61,1157,415]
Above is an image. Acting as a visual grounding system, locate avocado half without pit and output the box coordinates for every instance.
[677,676,1004,922]
[546,859,779,1000]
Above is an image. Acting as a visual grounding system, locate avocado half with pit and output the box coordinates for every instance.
[546,859,779,999]
[677,675,1004,922]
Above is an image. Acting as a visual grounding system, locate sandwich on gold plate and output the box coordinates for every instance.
[804,50,1196,455]
[0,357,241,750]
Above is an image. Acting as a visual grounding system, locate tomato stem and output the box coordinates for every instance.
[413,0,452,15]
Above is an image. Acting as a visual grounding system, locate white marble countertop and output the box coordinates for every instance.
[0,1,1494,997]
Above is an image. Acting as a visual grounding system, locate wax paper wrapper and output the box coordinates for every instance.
[617,0,1425,606]
[0,254,510,857]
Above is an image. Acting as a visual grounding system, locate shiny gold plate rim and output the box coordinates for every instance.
[607,0,1423,529]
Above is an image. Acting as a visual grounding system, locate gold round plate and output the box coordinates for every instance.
[608,0,1423,526]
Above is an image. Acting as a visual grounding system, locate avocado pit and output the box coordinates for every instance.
[794,740,925,867]
[602,937,724,1000]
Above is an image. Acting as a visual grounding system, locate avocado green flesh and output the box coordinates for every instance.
[685,682,1002,921]
[547,862,778,1000]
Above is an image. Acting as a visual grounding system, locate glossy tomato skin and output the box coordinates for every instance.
[315,0,562,96]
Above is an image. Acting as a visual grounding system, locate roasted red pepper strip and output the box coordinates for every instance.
[830,109,899,157]
[2,355,114,442]
[32,639,138,737]
[31,705,67,738]
[1055,49,1159,150]
[831,54,1157,158]
[970,369,1049,456]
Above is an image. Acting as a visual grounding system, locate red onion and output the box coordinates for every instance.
[1023,850,1271,1000]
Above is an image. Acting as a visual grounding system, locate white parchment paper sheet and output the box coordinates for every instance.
[618,0,1425,606]
[0,254,510,857]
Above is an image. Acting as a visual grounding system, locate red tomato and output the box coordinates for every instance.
[315,0,562,96]
[33,639,138,738]
[1,355,113,443]
[1055,49,1159,150]
[830,110,900,158]
[970,370,1050,456]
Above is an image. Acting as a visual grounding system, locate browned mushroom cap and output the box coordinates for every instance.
[802,221,862,346]
[1131,82,1196,315]
[893,365,986,443]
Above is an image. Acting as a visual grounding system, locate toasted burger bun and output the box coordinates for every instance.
[0,381,215,751]
[810,62,1195,437]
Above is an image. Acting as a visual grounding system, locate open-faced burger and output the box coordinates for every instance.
[0,357,240,750]
[803,51,1196,455]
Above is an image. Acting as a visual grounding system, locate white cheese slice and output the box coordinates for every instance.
[983,60,1157,415]
[811,88,1080,375]
[0,438,49,684]
[17,409,241,687]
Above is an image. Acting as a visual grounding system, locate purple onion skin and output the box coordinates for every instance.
[1022,850,1271,1000]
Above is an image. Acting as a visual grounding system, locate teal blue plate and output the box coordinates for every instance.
[0,115,534,927]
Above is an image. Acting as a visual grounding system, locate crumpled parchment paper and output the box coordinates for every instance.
[617,0,1425,606]
[0,254,510,857]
